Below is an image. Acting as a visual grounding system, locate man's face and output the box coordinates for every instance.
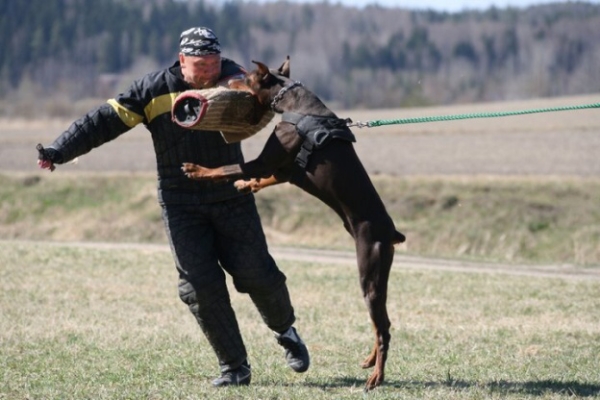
[179,53,222,89]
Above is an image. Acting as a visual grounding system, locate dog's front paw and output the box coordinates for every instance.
[234,179,253,193]
[234,178,263,193]
[181,163,206,180]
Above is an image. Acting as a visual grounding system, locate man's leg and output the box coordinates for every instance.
[212,195,310,372]
[162,204,249,378]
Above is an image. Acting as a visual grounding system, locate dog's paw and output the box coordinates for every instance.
[234,179,253,193]
[181,163,205,180]
[234,179,264,193]
[181,163,196,173]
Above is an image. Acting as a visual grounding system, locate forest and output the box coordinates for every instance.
[1,0,599,116]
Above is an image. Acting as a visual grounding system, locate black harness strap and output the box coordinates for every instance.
[295,141,315,169]
[282,112,356,170]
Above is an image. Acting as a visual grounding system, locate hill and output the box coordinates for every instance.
[1,0,600,117]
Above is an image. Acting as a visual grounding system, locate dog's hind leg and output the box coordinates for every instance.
[354,227,395,391]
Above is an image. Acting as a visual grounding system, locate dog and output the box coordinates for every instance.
[181,57,405,391]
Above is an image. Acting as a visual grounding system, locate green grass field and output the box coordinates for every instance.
[2,241,599,399]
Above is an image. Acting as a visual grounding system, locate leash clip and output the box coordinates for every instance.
[345,118,370,129]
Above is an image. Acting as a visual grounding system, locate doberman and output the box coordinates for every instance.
[181,57,406,391]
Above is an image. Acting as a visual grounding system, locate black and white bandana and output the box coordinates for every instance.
[179,27,221,56]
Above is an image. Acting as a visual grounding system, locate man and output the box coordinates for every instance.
[37,27,309,387]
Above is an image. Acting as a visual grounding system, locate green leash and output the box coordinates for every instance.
[347,101,600,128]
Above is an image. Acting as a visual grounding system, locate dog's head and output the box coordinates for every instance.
[229,56,291,106]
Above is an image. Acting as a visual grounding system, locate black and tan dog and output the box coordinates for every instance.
[182,57,405,391]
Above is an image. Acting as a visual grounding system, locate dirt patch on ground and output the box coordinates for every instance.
[7,240,599,280]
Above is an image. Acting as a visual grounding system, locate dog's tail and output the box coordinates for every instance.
[393,230,406,245]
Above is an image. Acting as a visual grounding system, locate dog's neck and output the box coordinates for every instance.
[270,81,336,118]
[271,81,303,111]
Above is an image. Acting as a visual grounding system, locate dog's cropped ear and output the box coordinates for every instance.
[278,56,290,78]
[252,60,270,81]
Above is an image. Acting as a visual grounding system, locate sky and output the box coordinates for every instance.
[250,0,600,12]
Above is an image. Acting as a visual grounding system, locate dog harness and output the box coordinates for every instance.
[281,112,356,169]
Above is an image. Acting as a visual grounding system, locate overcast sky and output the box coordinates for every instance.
[248,0,600,12]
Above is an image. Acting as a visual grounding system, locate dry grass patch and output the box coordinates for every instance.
[2,173,600,265]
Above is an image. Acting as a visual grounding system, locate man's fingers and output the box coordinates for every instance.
[38,159,55,171]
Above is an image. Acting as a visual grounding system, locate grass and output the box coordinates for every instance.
[1,172,600,265]
[0,173,164,242]
[1,241,599,399]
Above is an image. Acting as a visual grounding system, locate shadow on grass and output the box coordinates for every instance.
[304,377,600,397]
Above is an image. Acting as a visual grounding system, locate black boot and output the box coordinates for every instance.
[275,327,310,373]
[212,360,251,387]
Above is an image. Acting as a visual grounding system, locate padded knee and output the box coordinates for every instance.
[248,279,296,333]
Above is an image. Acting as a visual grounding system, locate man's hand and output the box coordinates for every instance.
[36,144,57,172]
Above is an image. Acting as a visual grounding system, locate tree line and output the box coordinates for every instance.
[1,0,599,116]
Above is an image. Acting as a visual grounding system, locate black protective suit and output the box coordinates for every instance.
[45,59,296,372]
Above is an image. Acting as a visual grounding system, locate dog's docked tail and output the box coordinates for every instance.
[393,230,406,245]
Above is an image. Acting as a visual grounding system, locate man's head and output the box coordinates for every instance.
[179,27,222,89]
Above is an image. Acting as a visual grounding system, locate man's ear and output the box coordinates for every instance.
[252,60,270,81]
[278,55,290,78]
